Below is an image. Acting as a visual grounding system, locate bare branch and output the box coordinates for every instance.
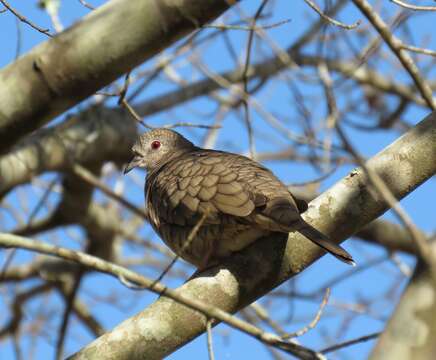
[283,288,330,339]
[400,43,436,57]
[304,0,361,29]
[321,331,380,354]
[0,0,52,36]
[390,0,436,11]
[0,107,136,196]
[352,0,436,109]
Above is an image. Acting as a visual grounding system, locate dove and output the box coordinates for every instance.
[124,128,354,268]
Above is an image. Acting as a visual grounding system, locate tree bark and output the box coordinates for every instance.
[0,107,135,197]
[0,0,235,154]
[370,259,436,359]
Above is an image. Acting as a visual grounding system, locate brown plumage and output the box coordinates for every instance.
[124,129,354,268]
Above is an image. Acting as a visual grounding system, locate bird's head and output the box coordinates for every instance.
[124,128,195,174]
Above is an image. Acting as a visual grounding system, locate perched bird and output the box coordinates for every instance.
[124,129,354,268]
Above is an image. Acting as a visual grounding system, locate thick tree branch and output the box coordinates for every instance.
[357,219,424,255]
[0,0,235,153]
[70,112,436,359]
[0,106,136,197]
[284,190,424,255]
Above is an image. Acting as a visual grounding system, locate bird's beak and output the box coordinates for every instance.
[123,155,142,174]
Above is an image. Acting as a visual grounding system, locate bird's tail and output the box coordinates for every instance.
[298,221,355,266]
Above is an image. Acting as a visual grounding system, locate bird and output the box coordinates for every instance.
[124,128,354,269]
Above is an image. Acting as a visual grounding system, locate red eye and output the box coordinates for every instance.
[151,140,161,150]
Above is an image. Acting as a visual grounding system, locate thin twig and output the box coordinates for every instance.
[206,319,215,360]
[56,271,85,360]
[249,302,287,337]
[1,177,58,281]
[205,19,291,31]
[320,331,380,353]
[287,158,344,186]
[163,122,221,130]
[283,288,330,339]
[304,0,361,29]
[78,0,95,10]
[117,71,132,105]
[400,43,436,57]
[308,255,389,297]
[0,282,53,339]
[72,300,105,337]
[121,98,153,129]
[72,164,147,219]
[241,0,269,159]
[390,0,436,11]
[352,0,436,109]
[14,17,22,60]
[0,0,52,36]
[0,249,16,281]
[151,210,209,288]
[115,72,152,128]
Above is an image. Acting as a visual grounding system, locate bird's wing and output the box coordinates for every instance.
[224,152,306,230]
[148,151,258,227]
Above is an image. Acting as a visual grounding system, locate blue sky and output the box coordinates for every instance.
[0,1,435,359]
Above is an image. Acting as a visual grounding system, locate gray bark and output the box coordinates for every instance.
[0,0,234,154]
[370,260,436,359]
[0,107,136,197]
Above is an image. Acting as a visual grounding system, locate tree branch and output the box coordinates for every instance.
[0,106,136,197]
[70,112,436,359]
[0,0,236,153]
[370,259,436,360]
